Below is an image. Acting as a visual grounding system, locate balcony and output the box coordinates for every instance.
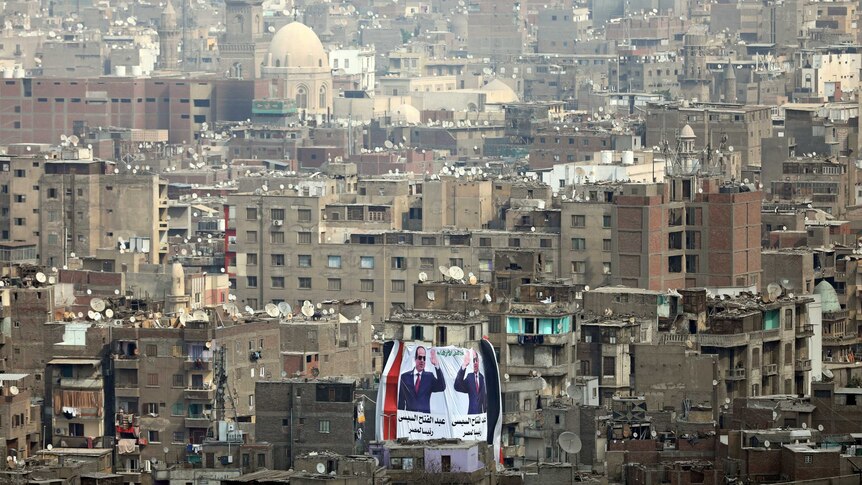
[184,358,213,370]
[725,368,746,380]
[113,357,139,369]
[184,387,214,400]
[823,309,849,322]
[796,324,815,338]
[505,334,570,346]
[115,385,140,398]
[503,444,525,459]
[762,364,778,376]
[795,358,812,372]
[505,363,569,377]
[697,333,750,348]
[184,414,210,428]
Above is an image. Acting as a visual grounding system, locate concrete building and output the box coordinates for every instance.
[254,379,360,470]
[39,154,169,267]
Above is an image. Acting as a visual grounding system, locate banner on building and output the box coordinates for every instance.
[376,339,502,462]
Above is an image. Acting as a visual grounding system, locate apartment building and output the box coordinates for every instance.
[39,154,169,266]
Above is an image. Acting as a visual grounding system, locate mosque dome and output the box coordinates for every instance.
[680,124,696,139]
[814,280,842,314]
[267,22,327,69]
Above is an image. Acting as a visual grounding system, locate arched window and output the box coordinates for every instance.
[319,86,326,109]
[234,15,244,34]
[319,59,322,67]
[275,59,280,68]
[295,86,308,109]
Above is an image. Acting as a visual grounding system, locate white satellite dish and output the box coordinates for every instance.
[278,302,292,316]
[90,298,106,312]
[468,274,478,285]
[418,272,428,282]
[35,272,47,283]
[558,432,582,454]
[484,293,492,303]
[105,309,114,318]
[245,305,255,315]
[439,265,450,278]
[448,266,465,280]
[763,440,770,448]
[316,463,326,474]
[301,304,315,318]
[48,276,56,284]
[9,386,19,396]
[818,424,824,431]
[87,310,96,320]
[265,304,279,317]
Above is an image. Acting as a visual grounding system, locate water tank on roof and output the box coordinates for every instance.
[622,151,634,165]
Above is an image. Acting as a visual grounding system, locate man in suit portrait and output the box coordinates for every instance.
[454,349,486,414]
[398,346,446,413]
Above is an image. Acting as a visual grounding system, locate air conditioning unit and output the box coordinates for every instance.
[273,220,283,226]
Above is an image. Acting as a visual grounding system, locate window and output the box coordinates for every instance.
[319,420,331,433]
[360,256,375,269]
[249,395,255,407]
[572,238,586,250]
[328,255,342,268]
[479,259,493,271]
[172,431,185,443]
[603,356,616,377]
[540,238,552,248]
[489,316,501,333]
[271,254,285,266]
[270,208,285,221]
[571,215,585,227]
[172,374,184,388]
[148,430,160,442]
[479,237,492,247]
[603,239,612,251]
[603,262,612,274]
[247,253,258,265]
[804,455,812,464]
[271,277,285,288]
[246,231,258,243]
[392,280,406,292]
[297,208,311,221]
[257,453,266,468]
[246,207,258,220]
[298,255,312,267]
[328,278,342,291]
[421,236,436,245]
[603,215,612,228]
[270,232,285,244]
[171,402,184,416]
[572,261,586,273]
[146,344,158,357]
[297,232,312,244]
[391,257,406,269]
[508,238,521,248]
[146,402,159,415]
[420,257,435,269]
[298,277,312,289]
[247,276,258,288]
[360,279,374,292]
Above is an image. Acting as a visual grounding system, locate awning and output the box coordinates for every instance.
[48,358,100,366]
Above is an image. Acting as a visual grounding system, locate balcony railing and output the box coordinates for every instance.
[795,358,812,372]
[725,368,746,380]
[762,364,778,376]
[796,324,815,337]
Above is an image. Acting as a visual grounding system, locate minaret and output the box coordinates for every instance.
[159,0,180,70]
[724,64,737,103]
[167,261,189,314]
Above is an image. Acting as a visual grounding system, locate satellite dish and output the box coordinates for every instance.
[328,308,335,315]
[77,312,84,319]
[316,463,326,474]
[818,424,824,431]
[301,304,315,318]
[439,265,449,278]
[9,386,18,396]
[278,302,292,316]
[46,444,53,451]
[245,305,255,315]
[90,298,105,312]
[767,283,782,301]
[468,274,478,285]
[35,272,47,283]
[763,440,771,448]
[448,266,465,280]
[265,304,279,317]
[105,309,114,318]
[651,430,658,438]
[384,140,394,149]
[725,397,731,404]
[484,293,492,303]
[418,272,428,282]
[87,310,96,320]
[503,373,510,381]
[558,432,582,454]
[823,368,834,380]
[712,379,718,386]
[48,276,56,284]
[802,422,807,429]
